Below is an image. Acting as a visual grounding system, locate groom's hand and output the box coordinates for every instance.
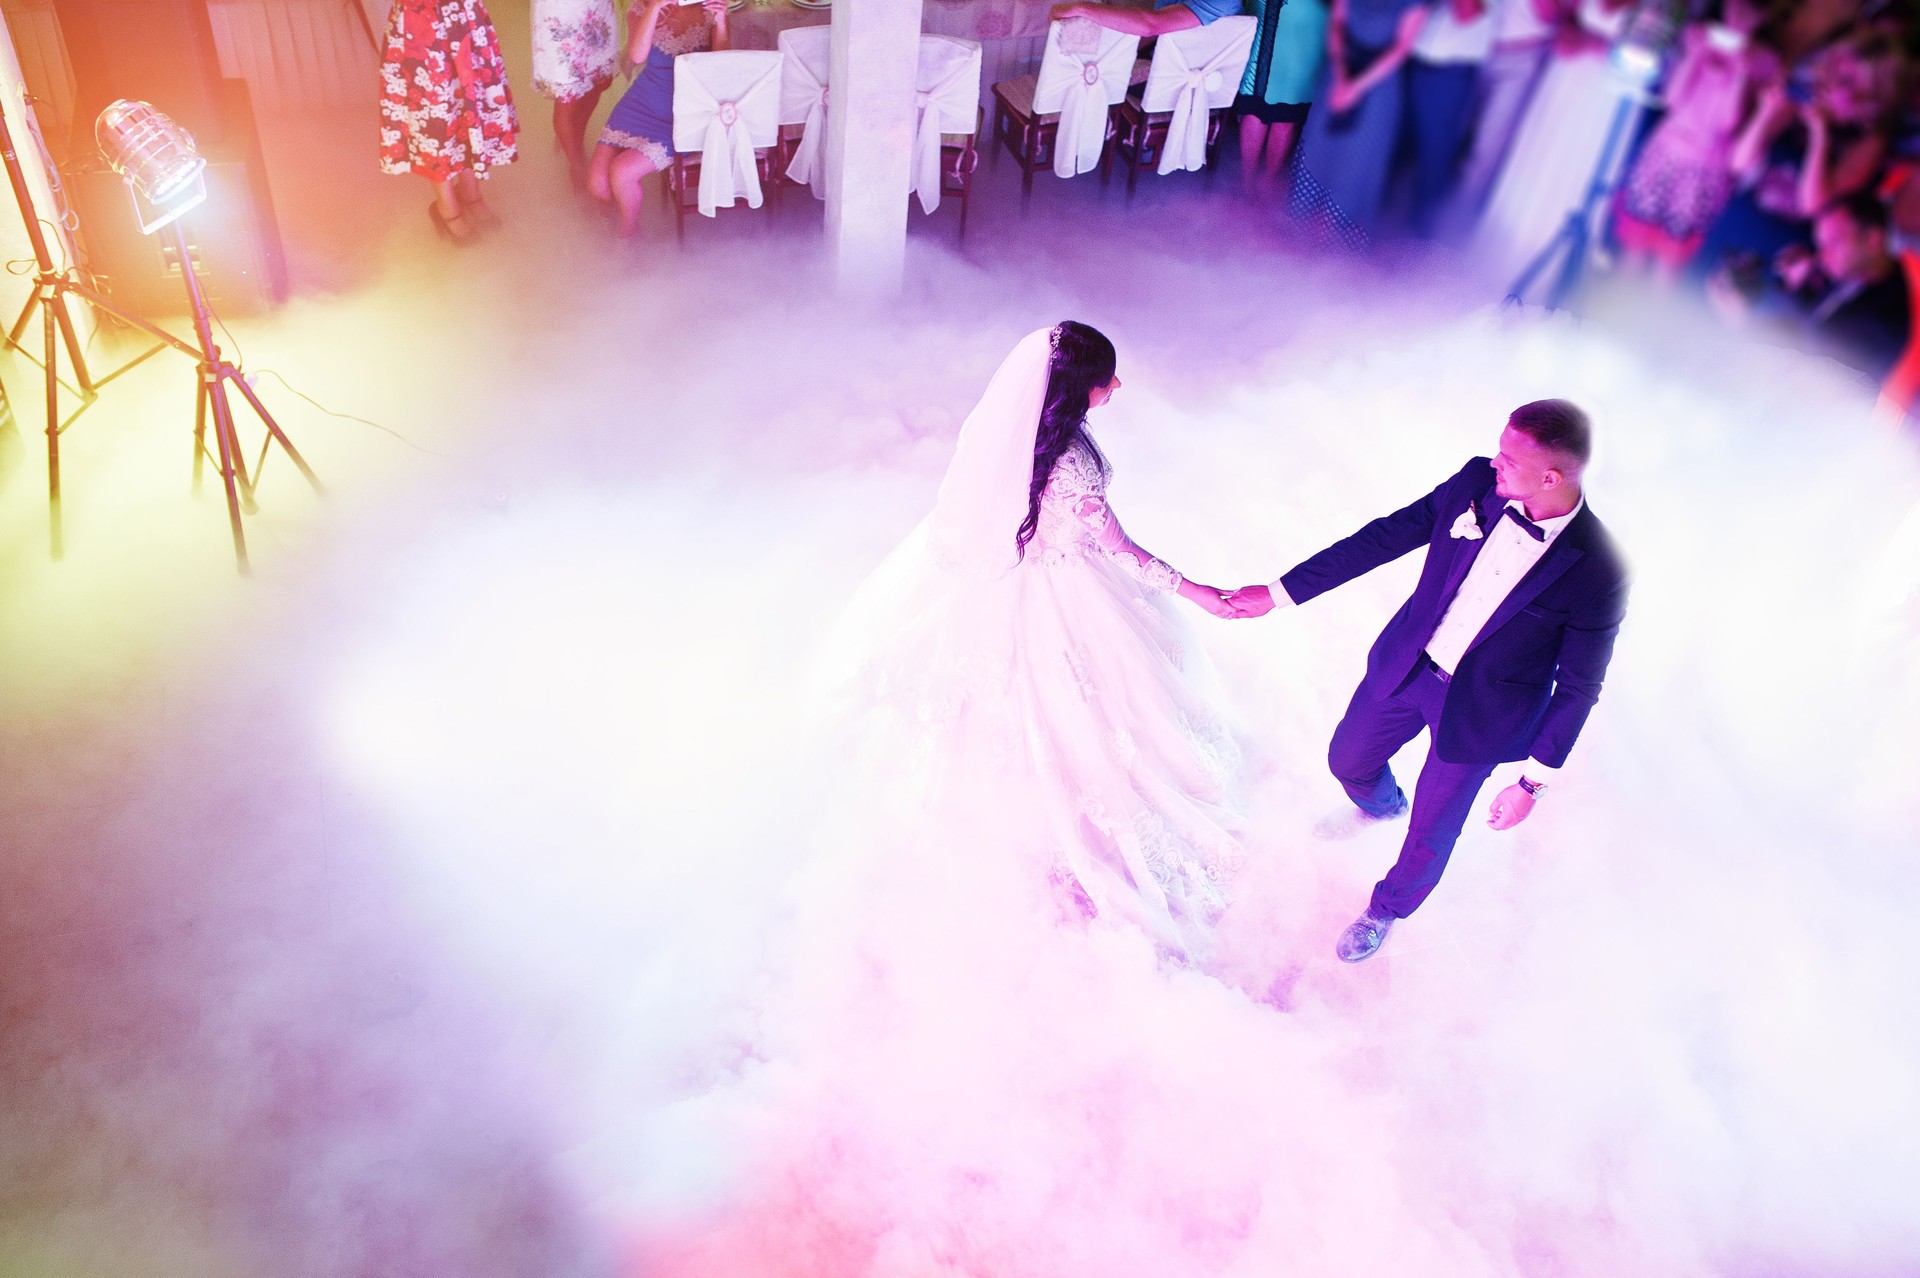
[1224,585,1276,618]
[1485,784,1536,831]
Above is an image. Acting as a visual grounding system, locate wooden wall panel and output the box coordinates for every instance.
[0,0,76,153]
[207,0,379,110]
[0,0,378,146]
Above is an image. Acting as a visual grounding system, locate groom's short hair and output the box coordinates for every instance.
[1509,399,1591,468]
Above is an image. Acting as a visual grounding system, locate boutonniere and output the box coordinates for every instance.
[1449,506,1484,540]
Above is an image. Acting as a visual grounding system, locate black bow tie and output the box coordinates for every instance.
[1501,504,1547,542]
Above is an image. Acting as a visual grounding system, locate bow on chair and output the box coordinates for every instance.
[1054,58,1113,179]
[1143,19,1252,175]
[784,60,829,199]
[1159,62,1227,174]
[684,61,781,216]
[910,58,973,214]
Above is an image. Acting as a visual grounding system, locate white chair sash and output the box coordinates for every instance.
[910,36,982,214]
[672,51,783,217]
[1032,19,1140,180]
[777,26,831,201]
[1142,16,1254,174]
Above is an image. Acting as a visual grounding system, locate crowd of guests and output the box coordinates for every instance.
[371,0,1919,412]
[1066,0,1919,410]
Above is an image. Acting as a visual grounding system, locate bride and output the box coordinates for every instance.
[823,323,1249,959]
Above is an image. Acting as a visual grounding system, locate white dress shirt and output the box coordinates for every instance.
[1426,496,1581,780]
[1267,494,1583,784]
[1414,0,1501,64]
[1425,497,1581,675]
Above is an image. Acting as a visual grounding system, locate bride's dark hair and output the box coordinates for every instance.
[1015,321,1116,559]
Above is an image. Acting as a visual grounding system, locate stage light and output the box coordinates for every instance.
[95,98,207,233]
[1609,0,1682,89]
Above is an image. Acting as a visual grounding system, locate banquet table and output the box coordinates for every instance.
[729,0,1155,106]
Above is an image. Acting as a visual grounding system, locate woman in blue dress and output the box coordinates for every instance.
[586,0,731,237]
[1289,0,1432,240]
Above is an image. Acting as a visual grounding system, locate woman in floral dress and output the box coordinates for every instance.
[532,0,619,190]
[379,0,520,244]
[586,0,730,238]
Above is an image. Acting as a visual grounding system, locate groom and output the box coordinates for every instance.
[1228,401,1629,962]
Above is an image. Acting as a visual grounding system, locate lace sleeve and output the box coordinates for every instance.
[1072,493,1182,593]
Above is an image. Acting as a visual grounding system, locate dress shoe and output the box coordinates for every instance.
[1335,908,1394,963]
[1312,794,1408,841]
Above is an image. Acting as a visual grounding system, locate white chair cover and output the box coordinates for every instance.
[1031,19,1140,180]
[911,36,982,214]
[1141,16,1255,175]
[777,26,831,201]
[671,51,783,217]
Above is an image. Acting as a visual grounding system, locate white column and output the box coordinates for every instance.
[824,0,923,295]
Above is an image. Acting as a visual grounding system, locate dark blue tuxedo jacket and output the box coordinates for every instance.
[1280,458,1629,767]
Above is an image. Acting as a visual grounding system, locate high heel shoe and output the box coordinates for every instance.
[427,203,475,245]
[463,197,503,232]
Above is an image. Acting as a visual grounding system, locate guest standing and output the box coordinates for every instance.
[379,0,520,244]
[1444,0,1554,233]
[587,0,731,239]
[1290,0,1434,238]
[1402,0,1496,237]
[532,0,620,191]
[1469,0,1632,287]
[1235,0,1330,197]
[1611,0,1780,280]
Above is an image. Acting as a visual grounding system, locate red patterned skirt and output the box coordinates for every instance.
[379,0,520,182]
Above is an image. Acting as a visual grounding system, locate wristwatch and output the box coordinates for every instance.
[1517,775,1548,798]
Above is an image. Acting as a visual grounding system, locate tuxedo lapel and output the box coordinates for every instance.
[1463,505,1595,657]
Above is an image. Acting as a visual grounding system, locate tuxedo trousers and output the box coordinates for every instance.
[1328,659,1498,919]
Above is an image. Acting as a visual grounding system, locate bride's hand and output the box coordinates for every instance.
[1176,578,1239,619]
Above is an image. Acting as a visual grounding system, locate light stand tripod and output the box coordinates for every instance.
[161,212,325,574]
[0,99,321,573]
[1502,78,1652,313]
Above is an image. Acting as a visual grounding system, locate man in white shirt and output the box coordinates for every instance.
[1227,401,1629,961]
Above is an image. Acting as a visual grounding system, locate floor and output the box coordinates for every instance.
[1,31,1917,1278]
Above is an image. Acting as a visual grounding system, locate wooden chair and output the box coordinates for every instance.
[667,50,783,240]
[1112,17,1255,196]
[666,149,784,240]
[989,19,1140,208]
[912,36,984,238]
[775,25,830,201]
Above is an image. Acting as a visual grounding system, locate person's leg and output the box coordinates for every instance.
[1261,118,1304,184]
[554,78,611,189]
[587,141,617,203]
[1407,58,1478,238]
[451,169,502,229]
[1367,727,1498,920]
[1327,676,1427,819]
[607,147,660,238]
[1239,114,1271,198]
[427,176,475,242]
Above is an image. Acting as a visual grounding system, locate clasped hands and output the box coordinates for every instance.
[1176,581,1280,620]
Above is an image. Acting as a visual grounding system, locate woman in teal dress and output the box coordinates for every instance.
[1236,0,1330,197]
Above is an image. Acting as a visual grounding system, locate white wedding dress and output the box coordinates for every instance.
[821,332,1244,958]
